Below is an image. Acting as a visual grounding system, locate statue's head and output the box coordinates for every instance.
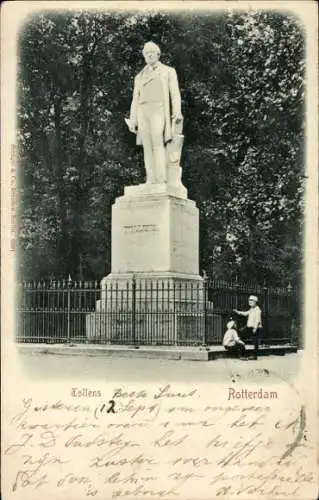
[142,41,161,66]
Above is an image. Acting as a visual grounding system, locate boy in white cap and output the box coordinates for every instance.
[233,295,262,360]
[222,319,246,358]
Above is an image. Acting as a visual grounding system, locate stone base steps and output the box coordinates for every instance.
[18,343,298,361]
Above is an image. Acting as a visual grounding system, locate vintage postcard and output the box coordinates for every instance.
[1,1,318,499]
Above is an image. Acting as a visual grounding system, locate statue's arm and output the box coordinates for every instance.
[168,68,182,120]
[129,75,140,131]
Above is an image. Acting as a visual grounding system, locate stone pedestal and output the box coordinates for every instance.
[86,178,208,344]
[86,274,208,345]
[110,184,199,276]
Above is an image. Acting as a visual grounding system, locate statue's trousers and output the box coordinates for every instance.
[138,102,167,184]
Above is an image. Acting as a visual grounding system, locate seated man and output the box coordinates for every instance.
[222,319,246,358]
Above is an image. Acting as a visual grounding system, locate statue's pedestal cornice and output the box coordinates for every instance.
[123,180,187,201]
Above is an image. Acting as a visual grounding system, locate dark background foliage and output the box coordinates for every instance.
[18,10,305,286]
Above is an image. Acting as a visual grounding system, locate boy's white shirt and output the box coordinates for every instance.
[237,305,262,329]
[223,327,241,347]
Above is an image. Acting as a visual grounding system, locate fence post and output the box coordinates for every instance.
[287,282,294,345]
[203,274,208,346]
[263,284,268,345]
[67,275,72,343]
[132,275,136,346]
[235,274,239,310]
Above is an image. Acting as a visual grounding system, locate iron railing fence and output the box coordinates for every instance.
[17,279,100,344]
[17,278,214,346]
[16,278,299,346]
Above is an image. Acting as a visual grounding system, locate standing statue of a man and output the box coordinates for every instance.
[127,41,183,184]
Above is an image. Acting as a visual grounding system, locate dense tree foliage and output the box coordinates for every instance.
[18,9,305,285]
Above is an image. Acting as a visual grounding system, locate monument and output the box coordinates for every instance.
[87,42,209,344]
